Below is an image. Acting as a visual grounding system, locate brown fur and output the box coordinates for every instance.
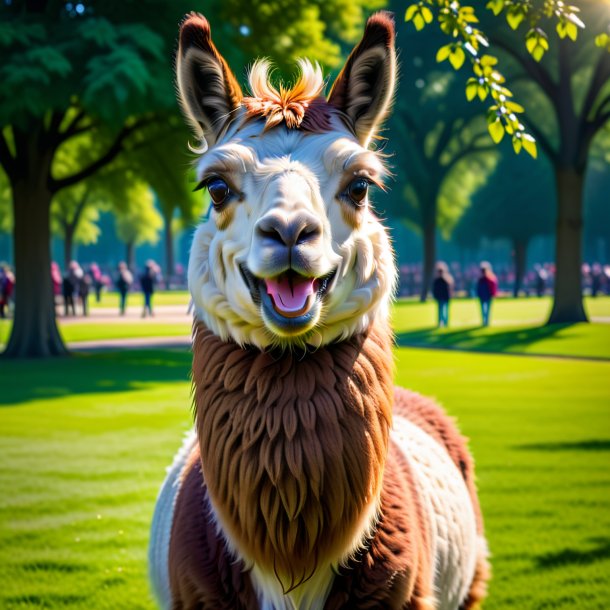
[191,321,394,591]
[167,322,488,608]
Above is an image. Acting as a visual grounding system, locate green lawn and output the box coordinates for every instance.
[393,296,610,359]
[1,346,609,609]
[88,291,191,309]
[1,296,609,358]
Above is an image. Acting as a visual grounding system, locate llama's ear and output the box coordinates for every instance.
[176,13,243,147]
[328,12,396,146]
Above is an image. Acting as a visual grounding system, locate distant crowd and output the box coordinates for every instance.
[398,261,610,298]
[50,260,163,318]
[429,260,610,328]
[0,259,609,321]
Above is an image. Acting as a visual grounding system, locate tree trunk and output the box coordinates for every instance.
[126,241,135,271]
[3,180,68,358]
[513,238,528,298]
[63,224,75,271]
[420,221,436,302]
[164,212,174,289]
[547,167,588,324]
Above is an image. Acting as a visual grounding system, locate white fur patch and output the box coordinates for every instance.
[148,430,198,610]
[391,417,478,610]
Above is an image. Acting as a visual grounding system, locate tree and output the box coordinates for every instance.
[114,182,163,269]
[0,0,194,357]
[0,0,386,358]
[403,0,610,323]
[384,8,498,300]
[51,183,101,269]
[454,151,555,296]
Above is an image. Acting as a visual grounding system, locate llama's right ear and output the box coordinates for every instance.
[176,14,243,148]
[327,12,396,147]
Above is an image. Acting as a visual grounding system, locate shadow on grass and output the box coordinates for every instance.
[0,348,192,407]
[395,322,575,355]
[514,439,610,452]
[535,537,610,570]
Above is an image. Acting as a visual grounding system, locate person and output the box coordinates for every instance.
[534,265,547,297]
[62,262,79,317]
[140,260,157,318]
[116,262,133,316]
[432,262,453,328]
[0,264,15,318]
[591,263,603,297]
[78,270,91,316]
[89,263,104,302]
[51,262,62,300]
[477,261,498,327]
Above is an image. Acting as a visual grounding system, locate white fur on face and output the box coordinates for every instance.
[188,114,396,349]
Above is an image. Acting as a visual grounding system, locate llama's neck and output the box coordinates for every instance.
[192,321,394,590]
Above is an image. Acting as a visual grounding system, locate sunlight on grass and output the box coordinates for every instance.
[0,348,609,609]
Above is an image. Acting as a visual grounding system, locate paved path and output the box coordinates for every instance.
[60,304,191,325]
[69,335,191,352]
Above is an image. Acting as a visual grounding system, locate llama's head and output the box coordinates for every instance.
[179,13,397,349]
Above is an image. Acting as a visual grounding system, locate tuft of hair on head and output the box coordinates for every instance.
[242,59,333,132]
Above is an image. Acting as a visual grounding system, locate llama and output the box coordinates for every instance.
[149,12,490,610]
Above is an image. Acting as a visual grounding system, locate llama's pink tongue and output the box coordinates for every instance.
[265,275,315,315]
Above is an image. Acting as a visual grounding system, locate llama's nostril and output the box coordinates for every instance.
[296,223,321,245]
[258,226,285,245]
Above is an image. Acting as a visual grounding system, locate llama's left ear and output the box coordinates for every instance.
[176,13,243,148]
[328,12,396,147]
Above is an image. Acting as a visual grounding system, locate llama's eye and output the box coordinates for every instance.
[207,178,231,209]
[347,178,369,206]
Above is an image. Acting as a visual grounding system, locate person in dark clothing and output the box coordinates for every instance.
[477,262,498,326]
[116,262,133,315]
[78,273,91,316]
[0,265,15,318]
[140,260,157,318]
[432,262,453,328]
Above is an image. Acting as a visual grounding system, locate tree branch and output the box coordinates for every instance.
[521,117,558,164]
[491,36,559,101]
[444,141,496,174]
[49,116,156,193]
[0,130,16,179]
[579,51,610,125]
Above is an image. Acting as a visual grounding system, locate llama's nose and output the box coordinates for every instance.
[256,212,322,247]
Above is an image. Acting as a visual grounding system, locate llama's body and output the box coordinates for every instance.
[149,11,489,609]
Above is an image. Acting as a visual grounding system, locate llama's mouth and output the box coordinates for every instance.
[240,265,336,333]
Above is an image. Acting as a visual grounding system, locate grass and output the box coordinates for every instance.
[1,346,609,609]
[88,291,191,309]
[1,296,609,358]
[393,296,610,359]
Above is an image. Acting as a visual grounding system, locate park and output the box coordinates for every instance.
[1,0,610,609]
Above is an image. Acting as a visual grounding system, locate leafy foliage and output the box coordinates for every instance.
[113,182,163,248]
[403,0,599,157]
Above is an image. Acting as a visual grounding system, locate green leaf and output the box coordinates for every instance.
[505,101,524,113]
[488,118,505,143]
[465,78,478,101]
[506,7,524,30]
[595,33,610,50]
[521,133,538,158]
[421,6,434,24]
[449,46,466,70]
[485,0,505,17]
[436,44,452,62]
[566,22,578,41]
[512,135,523,154]
[405,5,419,22]
[413,12,426,31]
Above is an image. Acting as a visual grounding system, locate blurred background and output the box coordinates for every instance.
[0,1,609,609]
